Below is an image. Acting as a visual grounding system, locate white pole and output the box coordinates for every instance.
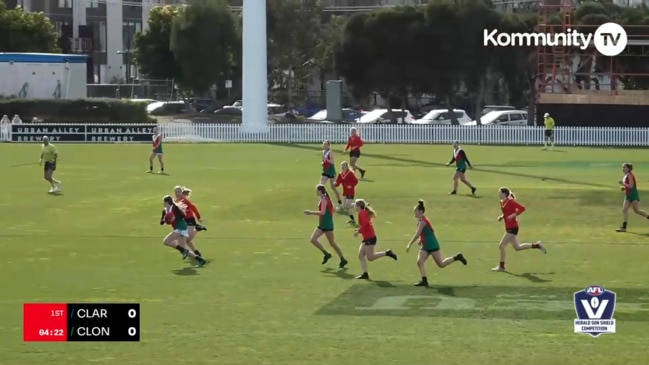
[241,0,269,133]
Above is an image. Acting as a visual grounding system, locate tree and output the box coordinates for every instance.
[0,4,60,53]
[316,14,348,79]
[267,0,323,105]
[335,7,427,112]
[132,6,183,83]
[171,0,239,94]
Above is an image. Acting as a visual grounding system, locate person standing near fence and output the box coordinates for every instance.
[0,115,10,142]
[543,113,555,150]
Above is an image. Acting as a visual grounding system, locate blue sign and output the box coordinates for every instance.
[573,285,616,337]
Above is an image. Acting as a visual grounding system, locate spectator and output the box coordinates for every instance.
[11,114,23,124]
[0,114,10,141]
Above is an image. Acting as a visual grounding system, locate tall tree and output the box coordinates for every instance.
[0,3,60,53]
[316,14,348,79]
[132,6,183,82]
[171,0,239,94]
[267,0,323,105]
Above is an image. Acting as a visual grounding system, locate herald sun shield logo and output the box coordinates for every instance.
[574,285,616,337]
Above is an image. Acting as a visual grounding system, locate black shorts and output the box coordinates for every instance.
[422,248,439,254]
[345,195,354,200]
[362,237,377,245]
[321,173,335,179]
[185,218,197,226]
[349,150,361,158]
[44,161,56,171]
[317,226,333,232]
[506,227,519,235]
[544,129,554,138]
[456,168,466,174]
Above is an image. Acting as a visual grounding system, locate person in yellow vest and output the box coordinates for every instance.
[543,113,555,150]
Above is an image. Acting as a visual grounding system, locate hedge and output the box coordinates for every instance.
[0,99,152,123]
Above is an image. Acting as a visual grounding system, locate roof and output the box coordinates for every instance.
[0,53,88,63]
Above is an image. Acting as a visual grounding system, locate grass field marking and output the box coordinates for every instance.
[318,285,649,321]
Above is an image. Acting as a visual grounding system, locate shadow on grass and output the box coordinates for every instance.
[627,231,649,237]
[47,192,64,196]
[321,267,355,280]
[171,267,198,276]
[271,143,610,189]
[503,271,554,283]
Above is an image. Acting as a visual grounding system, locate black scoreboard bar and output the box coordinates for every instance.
[67,303,140,341]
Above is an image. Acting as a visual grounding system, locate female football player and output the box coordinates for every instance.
[406,199,467,287]
[320,140,343,206]
[161,195,206,267]
[617,163,649,232]
[174,186,205,257]
[303,184,348,269]
[354,199,397,280]
[148,127,164,173]
[335,161,359,224]
[345,127,366,178]
[446,141,476,195]
[492,187,545,272]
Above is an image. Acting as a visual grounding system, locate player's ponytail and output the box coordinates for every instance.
[316,184,328,197]
[416,199,426,213]
[355,199,376,218]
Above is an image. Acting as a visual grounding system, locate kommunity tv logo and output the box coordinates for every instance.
[483,22,628,57]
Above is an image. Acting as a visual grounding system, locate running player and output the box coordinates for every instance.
[616,163,649,232]
[446,141,477,195]
[345,127,366,178]
[320,140,343,206]
[354,199,397,280]
[406,200,467,287]
[39,136,62,193]
[303,184,348,268]
[148,127,164,173]
[161,195,206,267]
[174,186,205,257]
[335,162,359,224]
[492,187,545,272]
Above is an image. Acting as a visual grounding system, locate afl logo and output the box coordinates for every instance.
[586,286,605,296]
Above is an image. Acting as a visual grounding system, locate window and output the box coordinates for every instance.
[58,0,71,8]
[122,21,142,50]
[89,21,107,52]
[509,113,523,121]
[54,21,70,34]
[88,0,99,8]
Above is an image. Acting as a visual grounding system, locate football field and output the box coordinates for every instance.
[0,142,647,365]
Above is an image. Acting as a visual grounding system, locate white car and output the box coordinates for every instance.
[412,109,472,125]
[355,109,414,124]
[466,110,528,126]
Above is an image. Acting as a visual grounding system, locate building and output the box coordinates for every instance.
[12,0,163,84]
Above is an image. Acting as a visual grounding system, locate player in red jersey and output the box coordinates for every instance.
[353,199,397,280]
[159,195,206,266]
[492,187,546,272]
[345,127,366,178]
[148,127,165,173]
[335,162,359,224]
[174,186,207,258]
[303,184,348,269]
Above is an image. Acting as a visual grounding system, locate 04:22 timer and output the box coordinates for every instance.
[39,329,64,336]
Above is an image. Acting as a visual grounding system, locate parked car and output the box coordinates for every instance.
[412,109,472,125]
[307,108,362,123]
[356,109,414,124]
[465,110,528,126]
[147,101,190,116]
[480,105,516,116]
[128,98,159,105]
[231,100,243,109]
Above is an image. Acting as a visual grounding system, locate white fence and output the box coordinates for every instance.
[2,122,648,146]
[159,122,649,147]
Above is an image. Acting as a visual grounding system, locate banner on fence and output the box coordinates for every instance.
[10,124,157,142]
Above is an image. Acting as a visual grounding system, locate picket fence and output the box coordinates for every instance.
[158,122,649,147]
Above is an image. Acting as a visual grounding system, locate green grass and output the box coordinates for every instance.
[0,143,648,365]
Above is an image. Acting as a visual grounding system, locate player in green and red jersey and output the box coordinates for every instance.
[148,127,165,173]
[320,140,343,207]
[353,199,397,280]
[303,184,348,268]
[406,199,467,287]
[446,141,477,195]
[616,163,649,232]
[160,195,206,267]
